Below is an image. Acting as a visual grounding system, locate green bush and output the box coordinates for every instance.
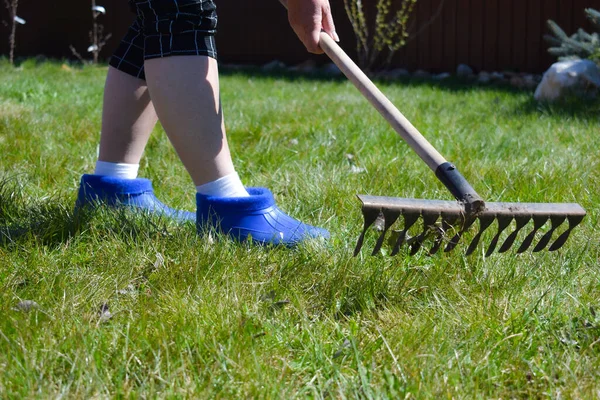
[545,8,600,65]
[343,0,418,71]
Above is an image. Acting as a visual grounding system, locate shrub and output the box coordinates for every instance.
[3,0,25,65]
[69,0,111,64]
[545,8,600,65]
[343,0,418,71]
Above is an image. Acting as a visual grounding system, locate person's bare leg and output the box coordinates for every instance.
[76,65,195,222]
[142,55,327,244]
[143,56,235,186]
[98,66,158,165]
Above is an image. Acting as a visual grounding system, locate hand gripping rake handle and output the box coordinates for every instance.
[278,0,485,214]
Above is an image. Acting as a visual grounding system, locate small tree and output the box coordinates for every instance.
[89,0,111,63]
[544,8,600,65]
[70,0,111,64]
[3,0,25,65]
[343,0,418,71]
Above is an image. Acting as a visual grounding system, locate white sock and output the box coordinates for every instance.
[94,161,139,179]
[196,172,249,197]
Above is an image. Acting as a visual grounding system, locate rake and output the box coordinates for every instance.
[277,0,586,256]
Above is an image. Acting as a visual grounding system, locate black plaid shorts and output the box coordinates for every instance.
[109,0,218,80]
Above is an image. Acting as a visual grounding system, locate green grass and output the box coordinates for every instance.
[1,59,599,398]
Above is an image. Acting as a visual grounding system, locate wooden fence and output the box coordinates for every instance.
[1,0,600,72]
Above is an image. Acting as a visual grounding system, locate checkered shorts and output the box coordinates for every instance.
[109,0,218,80]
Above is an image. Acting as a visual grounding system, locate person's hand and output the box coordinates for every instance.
[286,0,339,54]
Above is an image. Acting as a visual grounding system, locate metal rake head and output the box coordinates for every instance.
[354,195,586,257]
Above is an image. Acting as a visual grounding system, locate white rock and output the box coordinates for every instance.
[262,60,286,71]
[456,64,474,77]
[433,72,451,80]
[388,68,410,79]
[477,71,491,84]
[535,59,600,101]
[523,74,540,89]
[13,300,39,312]
[350,165,366,174]
[510,75,526,88]
[490,72,505,81]
[98,303,112,323]
[321,63,342,76]
[290,59,317,72]
[413,69,431,79]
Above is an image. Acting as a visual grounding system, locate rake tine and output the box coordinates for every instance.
[372,209,401,255]
[409,212,440,255]
[390,212,420,256]
[533,215,567,252]
[444,216,476,253]
[429,215,457,255]
[549,213,585,251]
[428,228,444,255]
[498,215,530,253]
[466,215,496,256]
[516,215,549,254]
[485,216,513,256]
[354,207,381,256]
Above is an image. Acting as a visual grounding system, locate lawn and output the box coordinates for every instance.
[0,60,599,398]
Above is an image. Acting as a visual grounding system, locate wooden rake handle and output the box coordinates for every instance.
[277,0,485,213]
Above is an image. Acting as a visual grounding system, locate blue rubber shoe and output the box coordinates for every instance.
[196,187,330,246]
[76,174,195,222]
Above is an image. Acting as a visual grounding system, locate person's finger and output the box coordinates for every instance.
[321,3,339,42]
[290,23,322,54]
[307,8,324,54]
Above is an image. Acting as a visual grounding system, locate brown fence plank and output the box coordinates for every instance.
[417,0,433,70]
[527,0,543,71]
[402,1,421,71]
[469,0,484,71]
[497,0,513,71]
[512,0,528,71]
[573,0,587,31]
[483,0,499,71]
[429,0,445,71]
[557,0,575,34]
[442,0,458,71]
[455,0,471,67]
